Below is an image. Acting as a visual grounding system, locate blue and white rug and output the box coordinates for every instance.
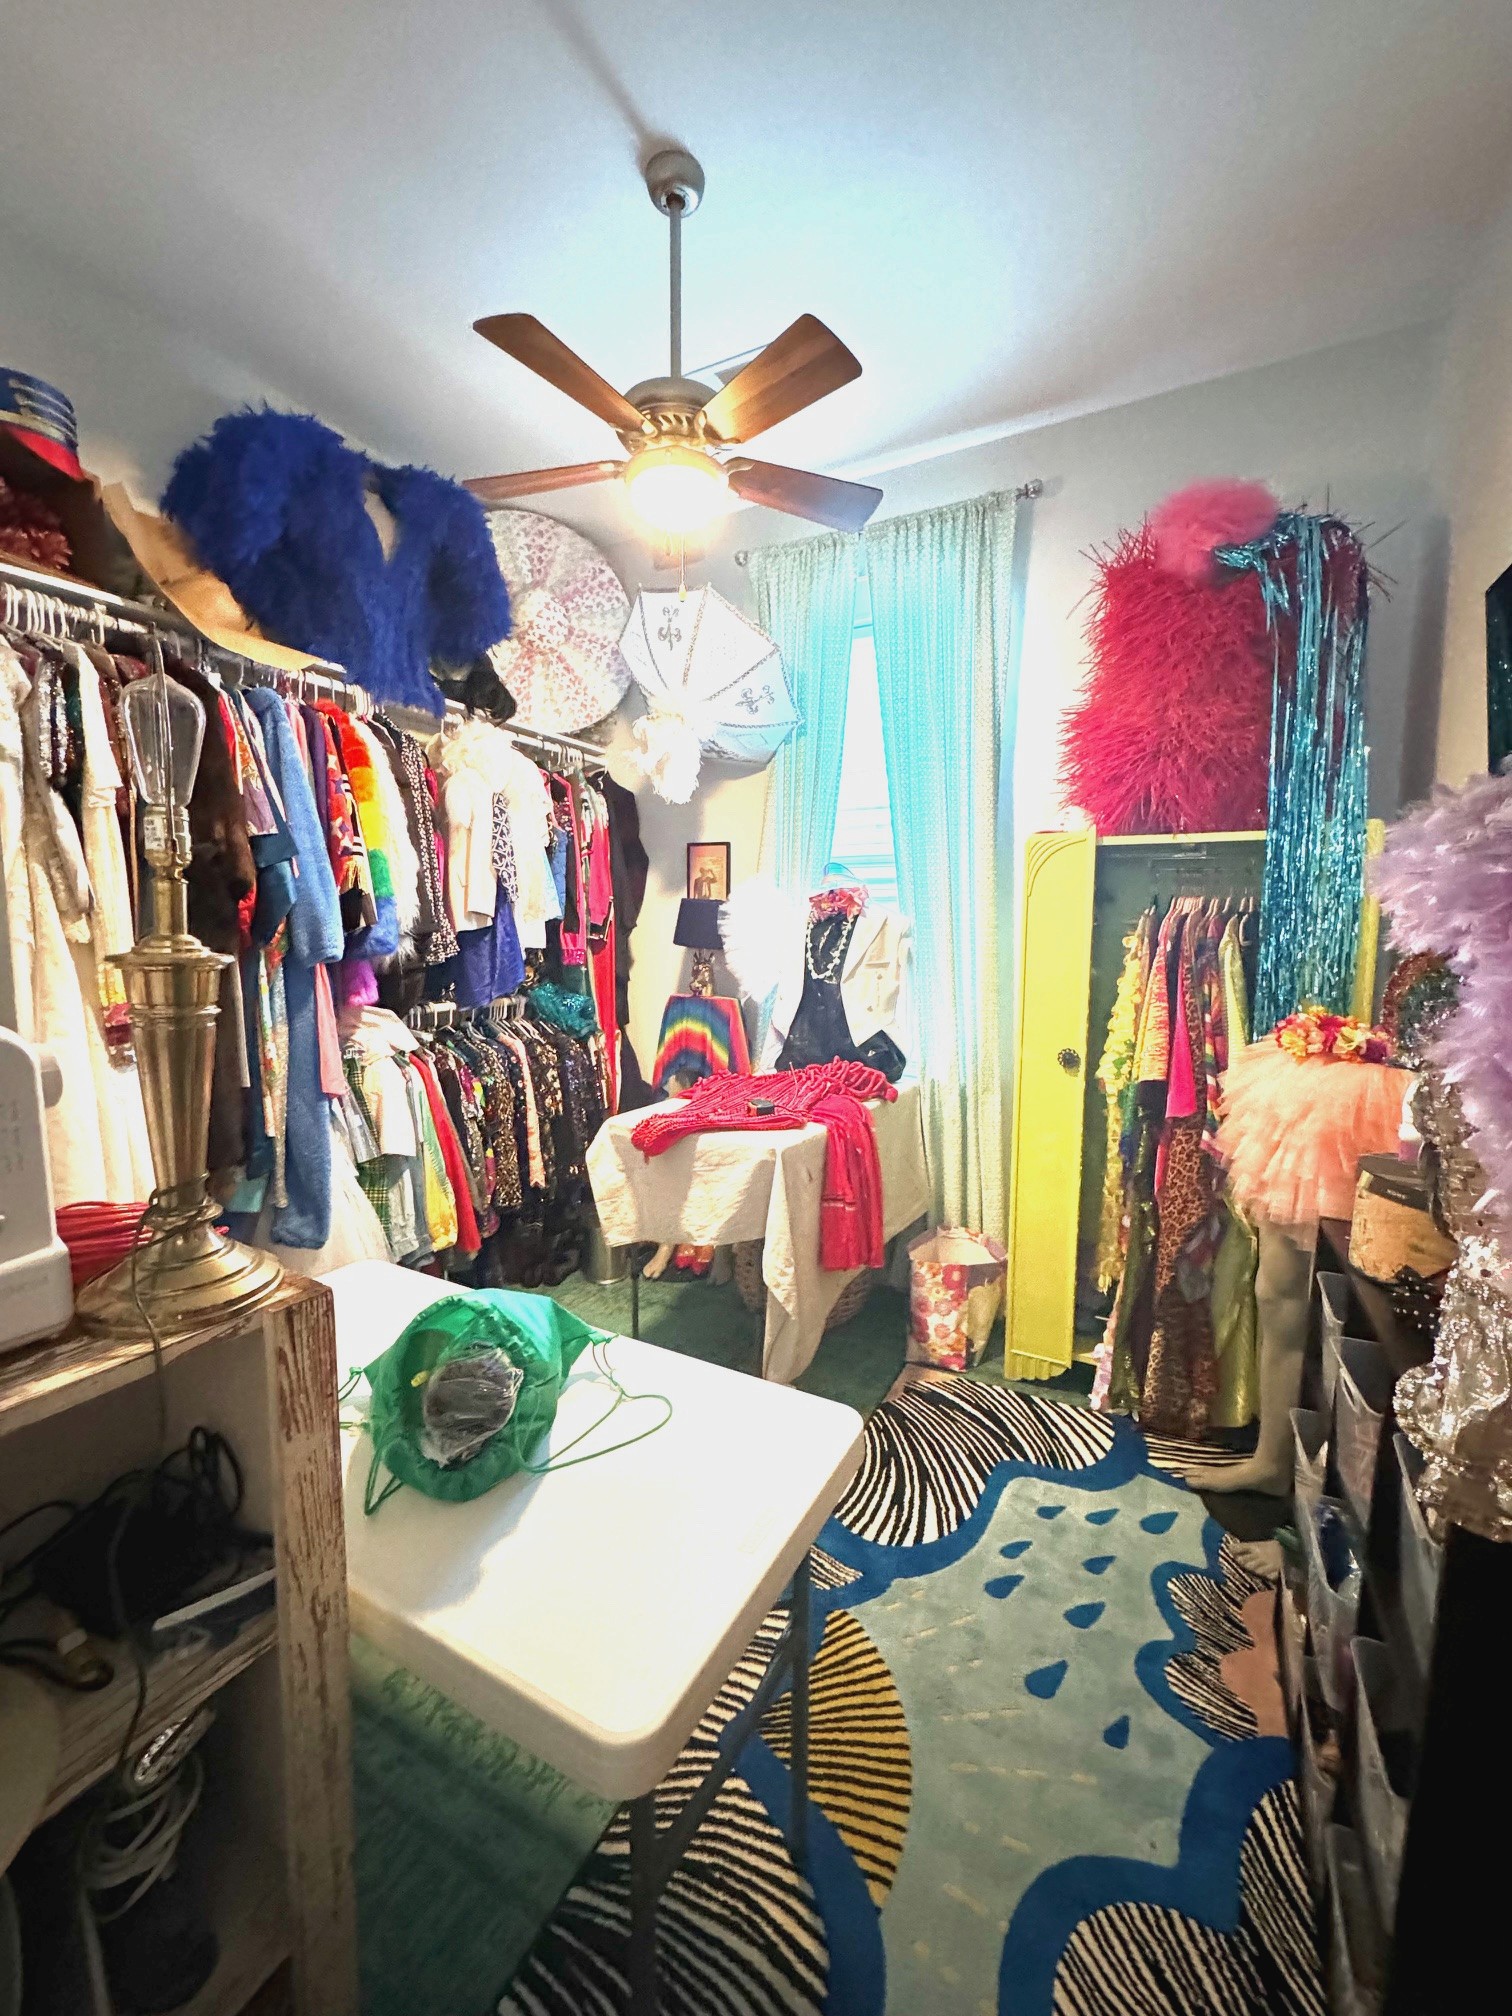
[501,1370,1323,2016]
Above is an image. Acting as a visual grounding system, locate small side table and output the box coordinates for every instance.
[327,1261,862,2014]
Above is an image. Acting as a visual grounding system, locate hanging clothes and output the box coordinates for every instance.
[1093,910,1153,1295]
[1210,911,1260,1429]
[1094,893,1259,1439]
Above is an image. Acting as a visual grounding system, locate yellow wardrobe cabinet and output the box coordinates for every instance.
[1004,825,1383,1383]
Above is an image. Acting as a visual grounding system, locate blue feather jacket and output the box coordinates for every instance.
[163,409,510,713]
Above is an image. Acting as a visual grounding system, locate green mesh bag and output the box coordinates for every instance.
[362,1290,605,1514]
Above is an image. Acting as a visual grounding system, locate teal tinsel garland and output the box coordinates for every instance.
[1217,511,1369,1032]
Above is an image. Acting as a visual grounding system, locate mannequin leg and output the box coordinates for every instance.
[1179,1219,1315,1496]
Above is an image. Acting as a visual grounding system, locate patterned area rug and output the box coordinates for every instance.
[500,1372,1322,2016]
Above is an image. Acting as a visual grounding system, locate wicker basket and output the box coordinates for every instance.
[731,1240,876,1332]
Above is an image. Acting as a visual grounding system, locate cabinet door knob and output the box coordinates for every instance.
[1057,1047,1082,1073]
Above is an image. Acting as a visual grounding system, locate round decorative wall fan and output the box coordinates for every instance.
[485,508,631,733]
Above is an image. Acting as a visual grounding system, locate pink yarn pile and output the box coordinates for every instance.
[1370,770,1512,1218]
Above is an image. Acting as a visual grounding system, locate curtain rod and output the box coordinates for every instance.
[732,477,1042,566]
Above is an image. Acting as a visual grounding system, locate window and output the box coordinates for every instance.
[826,582,899,910]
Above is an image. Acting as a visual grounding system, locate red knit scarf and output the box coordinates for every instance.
[630,1062,896,1271]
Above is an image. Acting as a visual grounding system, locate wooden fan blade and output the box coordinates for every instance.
[726,459,882,532]
[473,314,647,435]
[699,315,862,445]
[464,461,624,504]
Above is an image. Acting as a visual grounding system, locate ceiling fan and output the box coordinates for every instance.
[466,149,882,538]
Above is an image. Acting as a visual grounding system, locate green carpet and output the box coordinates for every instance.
[350,1274,1092,2016]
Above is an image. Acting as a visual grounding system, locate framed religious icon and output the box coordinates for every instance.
[687,841,731,903]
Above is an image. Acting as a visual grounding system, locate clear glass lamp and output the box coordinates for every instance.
[76,656,284,1339]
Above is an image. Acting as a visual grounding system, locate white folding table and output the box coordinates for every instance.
[324,1261,864,2011]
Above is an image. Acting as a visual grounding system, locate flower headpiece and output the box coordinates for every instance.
[1273,1005,1393,1065]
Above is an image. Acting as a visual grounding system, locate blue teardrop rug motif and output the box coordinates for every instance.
[498,1371,1321,2016]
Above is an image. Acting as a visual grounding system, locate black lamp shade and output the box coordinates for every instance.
[673,898,724,951]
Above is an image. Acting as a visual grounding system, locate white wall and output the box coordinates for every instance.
[0,212,409,499]
[1431,169,1512,785]
[605,322,1447,1068]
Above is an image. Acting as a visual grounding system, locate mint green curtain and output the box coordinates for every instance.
[750,533,858,891]
[865,494,1018,1245]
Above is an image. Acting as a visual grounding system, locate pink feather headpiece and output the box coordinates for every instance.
[1150,479,1281,586]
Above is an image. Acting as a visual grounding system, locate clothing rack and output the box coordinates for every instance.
[406,994,528,1032]
[0,554,348,679]
[0,556,613,771]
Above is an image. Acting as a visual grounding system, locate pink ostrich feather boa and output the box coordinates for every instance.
[1370,770,1512,1218]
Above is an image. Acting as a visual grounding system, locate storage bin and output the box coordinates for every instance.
[1318,1270,1349,1411]
[1326,1824,1389,2016]
[1350,1637,1416,1925]
[1296,1656,1336,1896]
[1291,1406,1327,1518]
[1302,1495,1363,1714]
[1394,1432,1443,1672]
[1334,1336,1393,1530]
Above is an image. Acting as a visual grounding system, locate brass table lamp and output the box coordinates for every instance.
[77,654,283,1338]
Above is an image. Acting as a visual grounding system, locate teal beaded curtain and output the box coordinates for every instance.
[1217,512,1370,1032]
[865,493,1019,1244]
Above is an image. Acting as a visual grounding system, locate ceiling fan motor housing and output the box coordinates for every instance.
[620,376,720,452]
[644,147,705,217]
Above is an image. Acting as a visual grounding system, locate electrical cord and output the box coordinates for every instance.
[81,1750,205,1921]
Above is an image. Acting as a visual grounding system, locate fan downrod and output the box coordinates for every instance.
[644,147,704,217]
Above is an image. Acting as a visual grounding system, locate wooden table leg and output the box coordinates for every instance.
[627,1794,660,2013]
[790,1551,812,1875]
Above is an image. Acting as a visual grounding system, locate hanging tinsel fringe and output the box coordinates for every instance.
[1216,512,1371,1030]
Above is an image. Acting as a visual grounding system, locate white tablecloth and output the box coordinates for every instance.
[587,1081,929,1384]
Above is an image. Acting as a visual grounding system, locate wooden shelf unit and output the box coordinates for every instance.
[42,1611,278,1824]
[0,1278,356,2016]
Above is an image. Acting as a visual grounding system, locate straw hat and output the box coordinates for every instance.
[100,484,331,676]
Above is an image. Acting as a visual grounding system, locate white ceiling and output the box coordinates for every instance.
[5,0,1512,541]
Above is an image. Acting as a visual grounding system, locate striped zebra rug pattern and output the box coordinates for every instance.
[500,1371,1321,2016]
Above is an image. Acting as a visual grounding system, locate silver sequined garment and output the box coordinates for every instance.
[1396,1235,1512,1544]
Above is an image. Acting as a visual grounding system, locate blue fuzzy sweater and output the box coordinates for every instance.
[163,410,510,713]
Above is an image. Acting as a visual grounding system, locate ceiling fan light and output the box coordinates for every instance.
[622,442,729,537]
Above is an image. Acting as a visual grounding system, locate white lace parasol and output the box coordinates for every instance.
[617,586,800,800]
[485,508,631,734]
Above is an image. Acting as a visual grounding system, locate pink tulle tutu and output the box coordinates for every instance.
[1217,1043,1406,1226]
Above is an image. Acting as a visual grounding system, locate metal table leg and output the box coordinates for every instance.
[630,1255,641,1340]
[627,1794,659,2013]
[619,1548,816,2007]
[790,1551,812,1874]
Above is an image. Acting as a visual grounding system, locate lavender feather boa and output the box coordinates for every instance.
[1370,769,1512,1223]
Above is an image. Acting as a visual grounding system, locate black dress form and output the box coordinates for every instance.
[775,910,906,1082]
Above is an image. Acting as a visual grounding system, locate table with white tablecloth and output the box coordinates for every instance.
[587,1080,929,1383]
